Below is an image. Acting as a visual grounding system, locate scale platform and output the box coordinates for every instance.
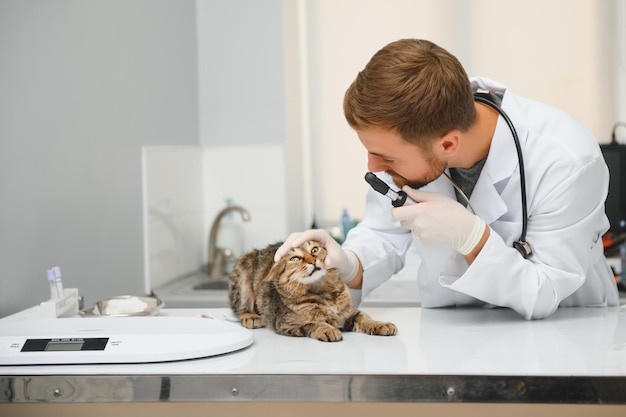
[0,316,253,365]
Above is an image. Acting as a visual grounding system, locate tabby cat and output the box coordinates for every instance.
[228,240,397,342]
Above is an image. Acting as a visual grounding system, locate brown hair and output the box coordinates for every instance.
[343,39,475,148]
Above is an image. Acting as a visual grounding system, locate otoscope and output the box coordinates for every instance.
[364,172,415,207]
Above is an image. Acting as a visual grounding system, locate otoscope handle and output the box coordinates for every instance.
[392,191,409,207]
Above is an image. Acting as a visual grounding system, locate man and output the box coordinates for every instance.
[275,39,619,320]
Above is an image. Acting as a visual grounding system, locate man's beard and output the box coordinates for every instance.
[387,154,447,190]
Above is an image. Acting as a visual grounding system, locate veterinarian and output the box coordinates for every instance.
[275,38,619,320]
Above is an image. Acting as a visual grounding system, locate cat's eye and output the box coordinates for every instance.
[310,246,319,255]
[289,256,302,262]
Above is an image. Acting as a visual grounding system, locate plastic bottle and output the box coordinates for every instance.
[341,209,353,242]
[52,266,64,297]
[45,266,64,299]
[47,269,59,299]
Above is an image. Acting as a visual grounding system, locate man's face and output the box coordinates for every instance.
[357,127,446,189]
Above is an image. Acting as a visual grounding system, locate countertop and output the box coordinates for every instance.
[1,305,626,405]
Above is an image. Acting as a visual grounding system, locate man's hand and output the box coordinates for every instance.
[274,229,360,282]
[392,186,486,255]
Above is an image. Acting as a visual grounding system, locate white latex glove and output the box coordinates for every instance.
[392,186,487,255]
[273,229,360,282]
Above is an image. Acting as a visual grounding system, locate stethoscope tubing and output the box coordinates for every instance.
[474,94,531,257]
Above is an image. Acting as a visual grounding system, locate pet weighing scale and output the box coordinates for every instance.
[0,316,253,365]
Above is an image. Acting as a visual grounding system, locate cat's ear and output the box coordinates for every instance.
[264,259,286,282]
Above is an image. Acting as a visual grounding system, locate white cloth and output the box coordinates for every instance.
[343,76,619,320]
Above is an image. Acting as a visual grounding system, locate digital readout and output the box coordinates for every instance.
[45,341,85,351]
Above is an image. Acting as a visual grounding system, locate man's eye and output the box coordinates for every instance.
[290,256,302,262]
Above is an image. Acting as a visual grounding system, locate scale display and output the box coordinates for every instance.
[0,316,253,365]
[21,338,108,352]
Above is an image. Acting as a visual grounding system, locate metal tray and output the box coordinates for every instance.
[80,295,164,317]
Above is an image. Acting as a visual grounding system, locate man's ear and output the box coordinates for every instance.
[435,130,460,156]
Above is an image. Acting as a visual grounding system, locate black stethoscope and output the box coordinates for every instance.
[473,90,532,258]
[364,89,533,259]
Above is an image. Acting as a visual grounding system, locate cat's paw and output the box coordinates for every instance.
[309,323,343,342]
[367,321,398,336]
[348,311,398,336]
[239,312,263,329]
[352,316,398,336]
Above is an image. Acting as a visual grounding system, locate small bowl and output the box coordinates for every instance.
[80,295,164,317]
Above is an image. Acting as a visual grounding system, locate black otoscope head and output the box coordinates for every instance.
[364,172,389,195]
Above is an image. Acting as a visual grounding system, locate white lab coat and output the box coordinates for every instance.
[343,77,619,320]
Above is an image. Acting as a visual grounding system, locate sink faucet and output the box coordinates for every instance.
[207,204,251,278]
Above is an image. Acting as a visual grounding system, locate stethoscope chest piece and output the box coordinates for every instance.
[513,240,533,259]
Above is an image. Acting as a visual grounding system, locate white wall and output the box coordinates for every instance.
[0,0,199,316]
[196,0,285,147]
[301,0,619,225]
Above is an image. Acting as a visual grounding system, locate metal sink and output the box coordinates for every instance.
[151,272,231,308]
